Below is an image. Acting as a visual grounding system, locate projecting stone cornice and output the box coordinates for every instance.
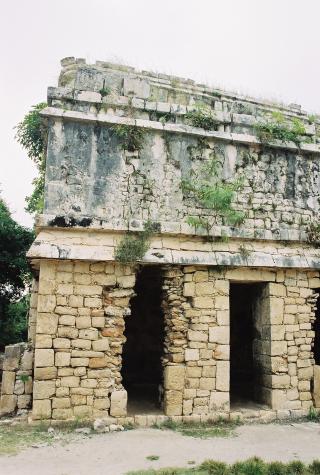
[41,107,320,156]
[27,229,320,270]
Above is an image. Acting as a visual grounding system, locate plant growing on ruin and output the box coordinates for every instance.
[15,102,47,214]
[238,244,251,259]
[182,155,246,232]
[111,124,145,152]
[99,80,111,97]
[115,221,157,264]
[185,105,218,131]
[255,112,307,147]
[306,222,320,247]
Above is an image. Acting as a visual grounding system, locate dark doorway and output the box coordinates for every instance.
[230,282,265,408]
[122,266,164,414]
[313,289,320,365]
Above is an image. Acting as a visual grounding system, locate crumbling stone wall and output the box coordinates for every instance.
[0,343,33,416]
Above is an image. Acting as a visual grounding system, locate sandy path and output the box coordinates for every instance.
[1,422,320,475]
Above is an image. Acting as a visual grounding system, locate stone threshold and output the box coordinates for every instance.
[25,407,312,427]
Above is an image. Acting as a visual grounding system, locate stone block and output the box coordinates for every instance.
[164,390,183,416]
[14,380,25,395]
[21,350,33,370]
[209,326,229,344]
[195,282,213,296]
[71,358,89,367]
[3,344,23,370]
[214,345,229,360]
[58,327,78,339]
[53,338,71,349]
[17,394,31,409]
[52,408,73,420]
[183,282,195,297]
[216,361,229,391]
[71,339,92,350]
[37,314,59,334]
[0,394,17,415]
[164,365,185,390]
[69,295,84,307]
[55,352,71,367]
[110,390,127,416]
[270,298,284,324]
[33,399,51,419]
[37,295,56,313]
[89,357,107,368]
[193,297,214,309]
[34,366,57,380]
[1,371,15,394]
[209,391,229,411]
[185,349,199,361]
[35,349,54,367]
[188,330,208,342]
[215,296,229,310]
[52,397,71,409]
[84,297,102,308]
[60,376,80,387]
[91,317,105,328]
[216,310,229,326]
[73,405,92,418]
[59,315,76,326]
[314,365,320,408]
[92,339,109,352]
[76,316,92,329]
[199,378,215,390]
[79,328,99,340]
[33,380,56,399]
[35,335,52,348]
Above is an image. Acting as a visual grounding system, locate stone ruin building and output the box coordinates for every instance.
[1,57,320,425]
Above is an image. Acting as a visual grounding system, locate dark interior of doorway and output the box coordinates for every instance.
[230,282,264,408]
[313,289,320,365]
[122,266,164,415]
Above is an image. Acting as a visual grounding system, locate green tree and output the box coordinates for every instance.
[0,198,34,349]
[15,102,47,214]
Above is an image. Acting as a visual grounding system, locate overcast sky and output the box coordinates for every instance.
[1,0,319,228]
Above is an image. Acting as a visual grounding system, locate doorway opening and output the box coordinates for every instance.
[230,282,267,409]
[122,266,164,415]
[313,289,320,365]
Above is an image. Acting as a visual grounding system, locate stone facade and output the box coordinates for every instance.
[23,57,320,422]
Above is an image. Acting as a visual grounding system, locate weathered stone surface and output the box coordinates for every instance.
[1,371,15,394]
[164,365,185,391]
[35,349,54,367]
[110,390,127,416]
[33,381,56,399]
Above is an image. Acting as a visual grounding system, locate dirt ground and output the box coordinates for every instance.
[1,422,320,475]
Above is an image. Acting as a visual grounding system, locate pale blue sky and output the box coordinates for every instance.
[1,0,319,227]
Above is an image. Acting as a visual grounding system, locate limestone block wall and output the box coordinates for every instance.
[31,258,319,421]
[33,260,135,420]
[0,343,33,416]
[161,267,318,416]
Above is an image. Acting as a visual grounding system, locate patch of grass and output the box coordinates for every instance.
[126,458,320,475]
[153,418,240,439]
[0,419,92,456]
[307,407,320,421]
[147,455,160,461]
[0,423,53,455]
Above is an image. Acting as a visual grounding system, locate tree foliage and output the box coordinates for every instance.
[0,199,34,349]
[15,102,47,214]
